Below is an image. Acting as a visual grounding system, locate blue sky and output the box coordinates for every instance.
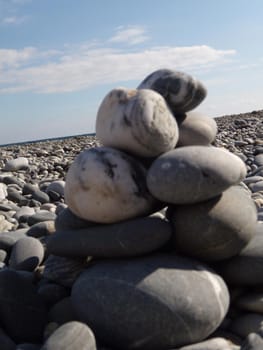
[0,0,263,144]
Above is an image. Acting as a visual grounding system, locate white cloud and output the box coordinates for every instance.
[0,42,236,94]
[109,25,149,45]
[2,15,28,24]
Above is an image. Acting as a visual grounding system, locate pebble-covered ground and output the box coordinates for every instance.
[0,109,263,350]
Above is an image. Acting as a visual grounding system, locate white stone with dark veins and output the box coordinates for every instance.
[96,88,179,157]
[138,69,207,114]
[65,147,158,223]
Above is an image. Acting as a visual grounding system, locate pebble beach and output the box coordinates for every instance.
[0,68,263,350]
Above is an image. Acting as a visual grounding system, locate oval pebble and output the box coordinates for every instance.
[174,337,235,349]
[9,236,44,271]
[169,185,257,261]
[96,88,179,157]
[4,157,29,171]
[71,253,229,349]
[147,146,247,204]
[177,112,218,146]
[137,69,207,114]
[65,147,157,223]
[41,321,96,350]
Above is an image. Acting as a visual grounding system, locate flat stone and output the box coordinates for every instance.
[0,228,28,252]
[249,181,263,192]
[71,253,229,350]
[27,221,55,238]
[177,112,218,146]
[4,157,29,171]
[9,236,44,271]
[41,321,97,350]
[169,185,257,261]
[96,88,179,157]
[218,222,263,285]
[0,183,7,201]
[147,146,247,204]
[46,180,65,198]
[32,190,50,204]
[65,147,158,223]
[47,215,171,258]
[137,69,207,114]
[255,154,263,166]
[0,269,47,343]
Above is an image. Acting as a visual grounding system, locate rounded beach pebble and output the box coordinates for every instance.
[65,147,157,223]
[177,112,218,146]
[41,321,96,350]
[96,88,179,157]
[137,69,207,114]
[71,253,229,349]
[147,145,247,204]
[169,185,257,261]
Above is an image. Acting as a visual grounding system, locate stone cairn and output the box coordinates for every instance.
[0,69,262,350]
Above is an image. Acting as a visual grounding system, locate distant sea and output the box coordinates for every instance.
[0,133,96,148]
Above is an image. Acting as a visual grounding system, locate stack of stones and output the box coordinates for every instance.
[0,69,262,350]
[45,69,259,349]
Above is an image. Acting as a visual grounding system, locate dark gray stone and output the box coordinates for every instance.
[41,321,97,350]
[55,207,96,231]
[0,229,28,252]
[71,253,229,350]
[37,281,70,306]
[137,69,207,114]
[48,215,171,258]
[9,236,44,271]
[0,269,47,343]
[16,344,41,350]
[31,190,50,204]
[169,185,257,261]
[27,211,56,226]
[147,146,247,204]
[236,291,263,313]
[218,223,263,285]
[27,221,55,238]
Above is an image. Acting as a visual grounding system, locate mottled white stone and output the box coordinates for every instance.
[177,112,218,146]
[65,147,157,223]
[138,69,207,114]
[96,88,179,157]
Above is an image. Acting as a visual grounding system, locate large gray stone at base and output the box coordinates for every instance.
[71,253,229,350]
[147,146,247,204]
[47,215,171,258]
[41,321,96,350]
[169,185,257,261]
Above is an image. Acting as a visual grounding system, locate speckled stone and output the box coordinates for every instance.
[65,147,158,223]
[137,69,207,114]
[47,215,171,258]
[71,253,229,350]
[96,88,179,157]
[177,112,218,146]
[169,185,257,261]
[147,146,247,204]
[41,321,97,350]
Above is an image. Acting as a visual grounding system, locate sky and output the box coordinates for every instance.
[0,0,263,145]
